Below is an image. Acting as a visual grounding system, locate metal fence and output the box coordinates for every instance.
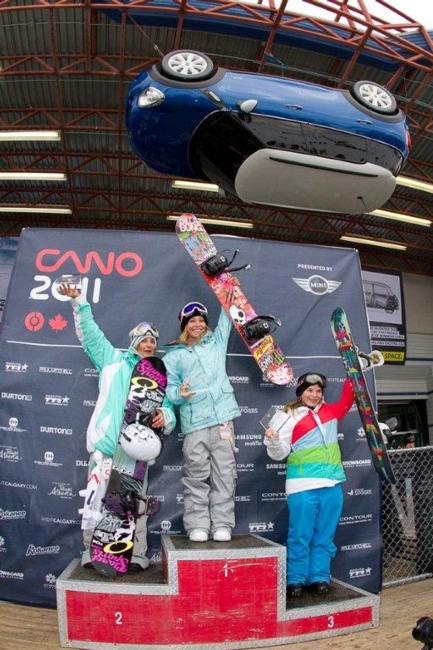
[382,446,433,587]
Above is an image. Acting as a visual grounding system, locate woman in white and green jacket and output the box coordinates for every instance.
[61,284,175,570]
[164,301,241,544]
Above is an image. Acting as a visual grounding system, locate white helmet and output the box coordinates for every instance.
[120,423,162,462]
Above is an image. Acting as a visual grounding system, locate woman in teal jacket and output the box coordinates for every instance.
[61,284,176,570]
[164,301,241,543]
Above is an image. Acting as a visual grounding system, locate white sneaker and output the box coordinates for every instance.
[213,527,231,542]
[189,528,209,542]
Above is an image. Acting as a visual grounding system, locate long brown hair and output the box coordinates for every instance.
[283,398,303,413]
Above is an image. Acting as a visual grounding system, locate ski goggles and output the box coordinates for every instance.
[129,321,159,341]
[178,301,208,321]
[297,373,327,388]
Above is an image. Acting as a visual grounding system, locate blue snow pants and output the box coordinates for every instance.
[286,484,343,585]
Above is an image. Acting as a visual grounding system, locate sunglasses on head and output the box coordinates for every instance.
[178,302,208,321]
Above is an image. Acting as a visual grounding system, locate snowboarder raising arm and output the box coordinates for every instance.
[59,283,175,570]
[164,301,241,543]
[264,372,353,599]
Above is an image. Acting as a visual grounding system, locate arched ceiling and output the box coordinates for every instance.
[0,0,432,275]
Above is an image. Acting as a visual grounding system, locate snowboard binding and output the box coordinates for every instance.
[357,348,385,370]
[243,315,282,344]
[200,249,250,277]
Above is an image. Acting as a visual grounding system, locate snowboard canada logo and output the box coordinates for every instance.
[0,417,26,433]
[292,275,341,295]
[5,361,28,373]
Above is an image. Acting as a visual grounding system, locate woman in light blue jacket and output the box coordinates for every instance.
[164,301,241,543]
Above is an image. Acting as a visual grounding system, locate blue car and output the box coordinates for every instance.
[126,50,411,214]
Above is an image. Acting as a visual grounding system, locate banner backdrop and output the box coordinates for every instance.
[0,228,381,605]
[361,269,406,364]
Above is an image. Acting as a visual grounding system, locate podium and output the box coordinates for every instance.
[57,535,379,648]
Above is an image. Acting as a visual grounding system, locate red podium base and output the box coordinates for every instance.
[57,534,379,648]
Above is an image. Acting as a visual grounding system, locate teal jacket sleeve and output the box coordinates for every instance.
[164,350,188,406]
[71,296,121,371]
[160,396,176,435]
[213,307,232,348]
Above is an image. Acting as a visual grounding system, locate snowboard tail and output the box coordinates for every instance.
[176,213,293,385]
[331,307,396,484]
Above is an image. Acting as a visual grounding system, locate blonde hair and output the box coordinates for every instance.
[177,325,209,346]
[283,398,303,414]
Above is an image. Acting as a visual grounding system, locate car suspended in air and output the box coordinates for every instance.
[126,50,411,215]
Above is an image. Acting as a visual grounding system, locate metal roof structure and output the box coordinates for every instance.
[0,0,432,275]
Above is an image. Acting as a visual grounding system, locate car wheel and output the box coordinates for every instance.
[160,50,215,81]
[352,81,397,115]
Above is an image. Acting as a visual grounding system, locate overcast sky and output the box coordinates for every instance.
[284,1,433,30]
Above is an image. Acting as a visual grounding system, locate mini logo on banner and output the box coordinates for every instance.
[293,275,341,295]
[45,395,70,406]
[47,482,76,499]
[0,445,21,463]
[349,567,372,578]
[26,544,60,557]
[249,522,274,533]
[34,451,63,467]
[0,418,26,433]
[5,362,28,373]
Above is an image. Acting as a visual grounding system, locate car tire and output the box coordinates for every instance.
[351,81,398,115]
[160,50,215,82]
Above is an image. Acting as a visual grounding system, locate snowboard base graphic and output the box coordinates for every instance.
[331,306,396,484]
[176,213,293,385]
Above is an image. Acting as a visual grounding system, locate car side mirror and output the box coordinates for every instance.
[237,99,258,114]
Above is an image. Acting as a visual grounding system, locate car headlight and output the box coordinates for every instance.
[137,87,165,108]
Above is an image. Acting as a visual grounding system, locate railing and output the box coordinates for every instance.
[382,446,433,587]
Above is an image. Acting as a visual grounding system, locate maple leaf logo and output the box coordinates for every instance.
[49,314,68,331]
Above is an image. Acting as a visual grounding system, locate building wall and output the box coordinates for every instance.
[375,272,433,442]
